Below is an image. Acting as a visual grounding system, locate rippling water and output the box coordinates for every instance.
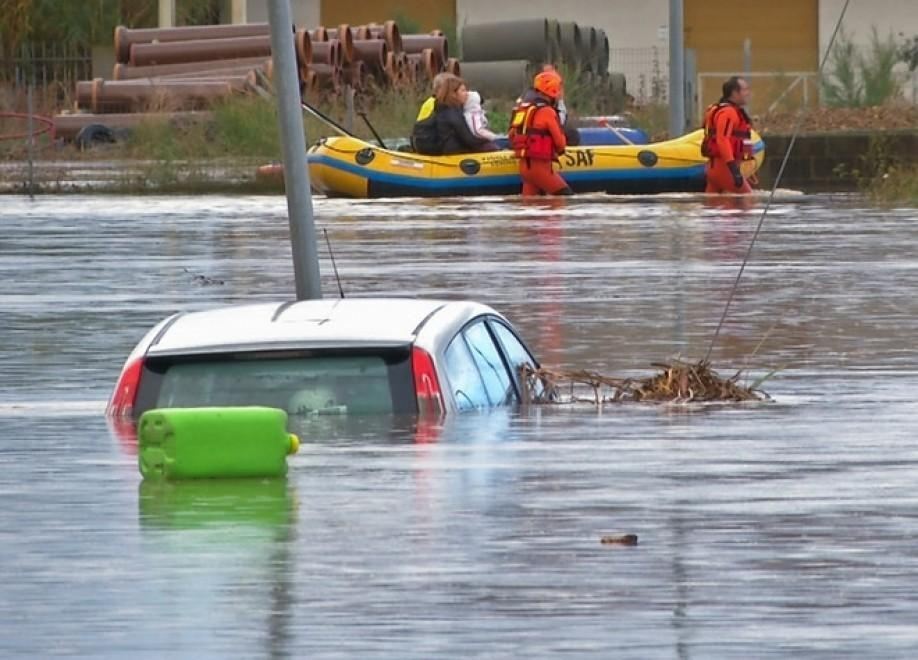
[2,193,918,658]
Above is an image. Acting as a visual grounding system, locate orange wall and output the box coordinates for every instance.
[319,0,455,32]
[686,0,818,108]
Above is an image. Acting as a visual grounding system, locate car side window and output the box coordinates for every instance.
[490,321,541,398]
[463,321,515,405]
[444,334,490,411]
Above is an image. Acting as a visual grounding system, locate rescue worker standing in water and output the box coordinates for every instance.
[509,70,572,196]
[703,76,754,194]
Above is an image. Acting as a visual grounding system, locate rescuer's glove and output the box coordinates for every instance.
[728,161,744,189]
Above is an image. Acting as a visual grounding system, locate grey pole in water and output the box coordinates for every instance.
[668,0,685,138]
[267,0,322,300]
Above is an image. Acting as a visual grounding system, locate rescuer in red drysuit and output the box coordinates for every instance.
[509,70,572,196]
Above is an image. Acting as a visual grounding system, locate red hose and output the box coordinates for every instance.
[0,112,56,141]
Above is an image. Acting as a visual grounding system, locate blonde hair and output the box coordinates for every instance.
[435,76,467,108]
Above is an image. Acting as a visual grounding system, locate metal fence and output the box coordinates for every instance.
[0,41,93,87]
[609,44,918,110]
[608,46,668,105]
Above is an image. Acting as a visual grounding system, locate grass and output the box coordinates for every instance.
[864,165,918,205]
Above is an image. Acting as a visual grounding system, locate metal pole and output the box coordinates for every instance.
[267,0,322,300]
[743,38,752,77]
[668,0,685,138]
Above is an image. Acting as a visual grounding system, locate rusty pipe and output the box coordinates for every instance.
[294,29,313,66]
[401,35,448,63]
[352,40,389,72]
[113,23,269,63]
[325,24,355,63]
[53,110,212,140]
[113,57,270,80]
[129,34,272,67]
[311,38,343,67]
[76,78,241,113]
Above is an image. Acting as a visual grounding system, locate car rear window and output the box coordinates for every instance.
[134,348,415,417]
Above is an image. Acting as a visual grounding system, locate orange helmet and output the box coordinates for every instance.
[533,70,563,100]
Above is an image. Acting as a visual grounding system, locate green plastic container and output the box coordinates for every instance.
[138,407,300,481]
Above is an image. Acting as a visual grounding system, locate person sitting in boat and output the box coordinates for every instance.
[702,76,755,194]
[411,72,454,155]
[435,77,498,155]
[508,70,572,196]
[462,90,499,147]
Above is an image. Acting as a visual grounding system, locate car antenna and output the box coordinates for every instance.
[323,228,345,298]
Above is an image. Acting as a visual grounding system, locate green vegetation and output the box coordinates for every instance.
[390,11,422,36]
[864,165,918,205]
[1,0,218,56]
[824,27,906,107]
[832,133,918,205]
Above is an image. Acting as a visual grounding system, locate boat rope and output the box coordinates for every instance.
[704,0,852,362]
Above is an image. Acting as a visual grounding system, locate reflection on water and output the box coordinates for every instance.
[1,194,918,657]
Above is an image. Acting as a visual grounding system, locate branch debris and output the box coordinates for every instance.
[520,359,767,405]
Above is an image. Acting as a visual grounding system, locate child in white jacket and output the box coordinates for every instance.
[463,91,498,142]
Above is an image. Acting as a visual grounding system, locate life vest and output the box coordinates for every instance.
[509,96,558,161]
[411,96,441,155]
[701,101,752,160]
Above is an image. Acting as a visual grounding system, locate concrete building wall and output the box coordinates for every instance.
[818,0,918,103]
[818,0,918,54]
[242,0,320,27]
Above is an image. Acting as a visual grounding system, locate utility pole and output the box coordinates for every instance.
[668,0,685,138]
[267,0,322,300]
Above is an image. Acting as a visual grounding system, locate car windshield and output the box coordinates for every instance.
[135,348,415,417]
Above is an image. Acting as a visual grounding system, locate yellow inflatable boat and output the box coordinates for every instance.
[305,129,764,198]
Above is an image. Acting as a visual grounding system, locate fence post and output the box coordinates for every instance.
[668,0,686,137]
[26,75,35,199]
[344,85,355,133]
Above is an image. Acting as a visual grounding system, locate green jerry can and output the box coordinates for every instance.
[138,407,300,480]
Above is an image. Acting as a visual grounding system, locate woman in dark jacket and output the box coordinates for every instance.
[434,77,496,155]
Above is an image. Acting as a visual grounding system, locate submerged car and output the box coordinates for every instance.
[107,298,541,419]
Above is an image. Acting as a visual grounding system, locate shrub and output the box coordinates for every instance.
[824,27,903,107]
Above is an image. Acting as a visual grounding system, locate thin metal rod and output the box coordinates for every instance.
[268,0,322,300]
[26,81,34,200]
[301,100,354,137]
[358,111,388,150]
[704,0,852,362]
[323,228,345,299]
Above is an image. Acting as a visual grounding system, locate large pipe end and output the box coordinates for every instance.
[114,26,129,63]
[383,20,402,54]
[295,29,312,66]
[336,24,355,63]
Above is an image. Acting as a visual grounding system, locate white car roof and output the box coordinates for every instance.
[145,298,490,356]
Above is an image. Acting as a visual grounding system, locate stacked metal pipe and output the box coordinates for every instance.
[58,18,456,139]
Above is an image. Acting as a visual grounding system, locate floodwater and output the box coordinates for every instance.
[2,192,918,658]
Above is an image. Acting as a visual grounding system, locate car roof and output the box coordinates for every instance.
[145,298,490,356]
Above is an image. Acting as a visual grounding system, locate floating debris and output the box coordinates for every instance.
[521,359,767,405]
[600,534,639,546]
[183,267,224,286]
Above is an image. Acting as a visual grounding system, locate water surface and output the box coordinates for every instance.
[1,193,917,658]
